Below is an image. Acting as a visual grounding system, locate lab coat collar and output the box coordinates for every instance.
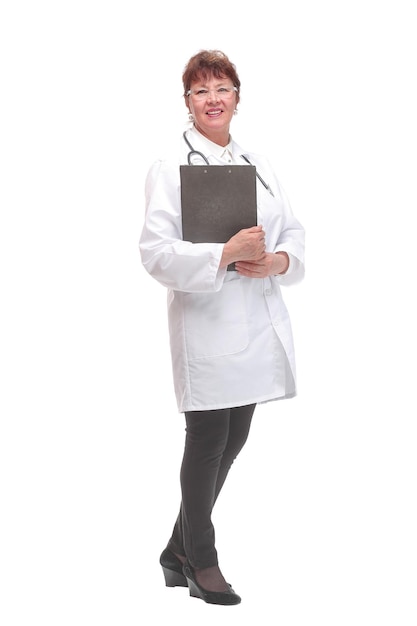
[188,126,234,162]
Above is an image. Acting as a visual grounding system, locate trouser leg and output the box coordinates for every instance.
[213,403,255,500]
[167,404,255,568]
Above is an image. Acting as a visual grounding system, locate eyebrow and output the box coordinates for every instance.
[194,82,233,89]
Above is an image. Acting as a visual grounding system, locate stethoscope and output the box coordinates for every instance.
[183,131,210,165]
[182,131,275,197]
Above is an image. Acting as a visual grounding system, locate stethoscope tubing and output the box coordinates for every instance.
[183,131,274,197]
[183,131,210,165]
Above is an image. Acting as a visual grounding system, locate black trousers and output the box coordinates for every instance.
[167,404,255,569]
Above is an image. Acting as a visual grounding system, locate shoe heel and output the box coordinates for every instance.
[186,578,202,599]
[162,566,187,588]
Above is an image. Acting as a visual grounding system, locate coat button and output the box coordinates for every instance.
[264,288,272,296]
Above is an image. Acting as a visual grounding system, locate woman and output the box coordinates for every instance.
[139,50,305,605]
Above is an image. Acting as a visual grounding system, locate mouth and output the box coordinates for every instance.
[206,108,223,117]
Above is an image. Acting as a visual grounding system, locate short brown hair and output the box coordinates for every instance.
[182,50,241,96]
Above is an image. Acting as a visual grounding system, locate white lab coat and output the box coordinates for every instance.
[139,129,305,412]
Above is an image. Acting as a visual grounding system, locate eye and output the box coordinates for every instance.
[217,87,229,93]
[196,89,208,96]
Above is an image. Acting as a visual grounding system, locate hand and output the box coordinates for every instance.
[235,252,289,278]
[220,226,266,268]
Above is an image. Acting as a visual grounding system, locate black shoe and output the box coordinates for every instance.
[182,561,241,605]
[160,548,188,588]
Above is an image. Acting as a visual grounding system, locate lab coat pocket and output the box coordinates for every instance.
[183,279,249,360]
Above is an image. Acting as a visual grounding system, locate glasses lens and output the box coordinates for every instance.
[190,87,236,100]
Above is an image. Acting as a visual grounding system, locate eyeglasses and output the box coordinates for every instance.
[185,86,238,101]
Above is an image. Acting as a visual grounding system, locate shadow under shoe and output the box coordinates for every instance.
[160,548,188,587]
[183,561,241,605]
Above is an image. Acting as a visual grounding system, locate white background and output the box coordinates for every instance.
[1,1,416,624]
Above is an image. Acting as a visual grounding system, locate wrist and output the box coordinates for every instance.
[220,241,235,269]
[275,251,289,274]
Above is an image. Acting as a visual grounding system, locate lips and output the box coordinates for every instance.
[206,109,222,117]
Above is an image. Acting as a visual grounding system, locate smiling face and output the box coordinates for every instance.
[186,74,239,146]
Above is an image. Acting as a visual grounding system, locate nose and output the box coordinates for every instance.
[206,89,220,103]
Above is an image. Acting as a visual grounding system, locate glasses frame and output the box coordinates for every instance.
[185,86,238,100]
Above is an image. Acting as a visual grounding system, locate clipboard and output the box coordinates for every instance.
[180,164,257,270]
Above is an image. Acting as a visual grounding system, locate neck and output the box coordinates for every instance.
[194,124,230,147]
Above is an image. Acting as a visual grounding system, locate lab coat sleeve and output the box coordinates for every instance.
[271,179,305,286]
[139,159,228,293]
[240,150,305,286]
